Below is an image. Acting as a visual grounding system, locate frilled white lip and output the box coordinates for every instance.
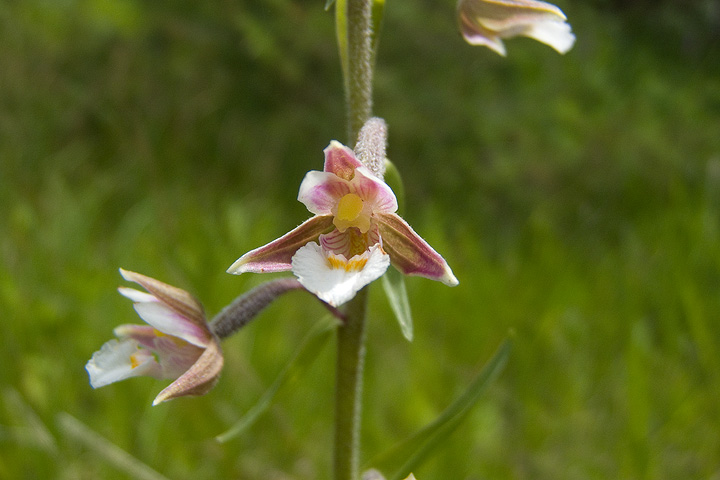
[86,338,162,388]
[291,242,391,306]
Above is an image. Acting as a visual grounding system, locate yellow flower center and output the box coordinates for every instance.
[336,193,363,222]
[334,193,371,233]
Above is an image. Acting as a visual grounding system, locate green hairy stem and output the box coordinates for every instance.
[335,0,375,477]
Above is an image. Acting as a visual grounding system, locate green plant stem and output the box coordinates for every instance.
[335,0,374,478]
[346,0,374,143]
[334,288,369,480]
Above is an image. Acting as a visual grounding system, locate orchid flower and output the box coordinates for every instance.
[86,269,223,405]
[228,141,457,306]
[458,0,575,56]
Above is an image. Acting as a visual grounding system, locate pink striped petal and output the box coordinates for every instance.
[319,229,352,258]
[319,225,382,258]
[227,215,335,274]
[153,339,224,405]
[323,140,363,180]
[298,171,353,215]
[375,213,458,286]
[351,166,398,214]
[120,269,206,331]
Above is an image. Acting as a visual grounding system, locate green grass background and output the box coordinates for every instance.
[2,0,720,478]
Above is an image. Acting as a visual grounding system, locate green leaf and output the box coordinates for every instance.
[367,337,512,480]
[382,266,413,341]
[215,316,339,443]
[3,387,57,454]
[58,412,171,480]
[370,0,386,63]
[334,0,349,93]
[383,159,405,216]
[324,0,335,11]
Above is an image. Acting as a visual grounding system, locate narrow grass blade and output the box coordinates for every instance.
[57,412,171,480]
[335,0,349,93]
[2,387,57,454]
[370,0,386,62]
[382,266,413,341]
[367,337,511,480]
[216,316,338,443]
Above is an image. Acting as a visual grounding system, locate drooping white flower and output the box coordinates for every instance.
[86,269,223,405]
[458,0,575,56]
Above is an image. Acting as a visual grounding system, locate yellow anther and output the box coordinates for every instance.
[334,193,371,233]
[336,193,364,221]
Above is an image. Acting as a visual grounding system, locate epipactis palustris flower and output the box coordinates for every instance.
[85,269,223,405]
[458,0,575,56]
[227,141,457,306]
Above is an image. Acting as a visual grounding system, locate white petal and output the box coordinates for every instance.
[520,19,575,54]
[291,242,390,306]
[85,339,161,388]
[298,171,352,215]
[132,302,210,348]
[118,287,157,303]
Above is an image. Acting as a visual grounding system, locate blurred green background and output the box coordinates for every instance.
[2,0,720,478]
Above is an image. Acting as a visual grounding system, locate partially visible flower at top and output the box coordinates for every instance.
[458,0,575,56]
[228,141,457,307]
[361,470,417,480]
[85,269,223,405]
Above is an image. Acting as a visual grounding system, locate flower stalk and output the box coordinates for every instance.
[210,278,345,339]
[345,0,374,142]
[337,0,375,477]
[334,287,369,480]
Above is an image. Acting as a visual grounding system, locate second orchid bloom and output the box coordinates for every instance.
[458,0,575,56]
[228,141,457,306]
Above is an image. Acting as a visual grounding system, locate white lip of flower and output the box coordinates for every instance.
[458,0,575,56]
[227,141,458,306]
[291,242,391,307]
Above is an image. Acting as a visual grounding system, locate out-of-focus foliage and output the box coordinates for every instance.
[1,0,719,478]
